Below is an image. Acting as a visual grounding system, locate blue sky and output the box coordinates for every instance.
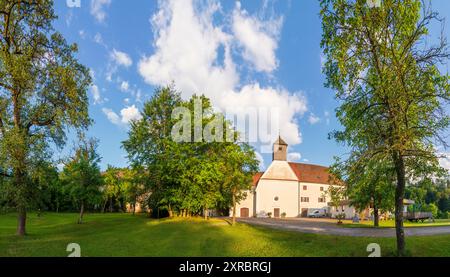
[53,0,450,172]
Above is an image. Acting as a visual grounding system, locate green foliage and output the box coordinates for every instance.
[422,203,438,218]
[320,0,450,255]
[0,0,91,233]
[405,177,450,217]
[1,213,450,257]
[122,86,259,218]
[60,138,103,218]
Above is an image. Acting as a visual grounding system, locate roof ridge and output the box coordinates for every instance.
[288,162,329,168]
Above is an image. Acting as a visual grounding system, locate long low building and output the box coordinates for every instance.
[235,136,341,218]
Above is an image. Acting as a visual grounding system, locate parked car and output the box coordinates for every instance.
[307,209,327,218]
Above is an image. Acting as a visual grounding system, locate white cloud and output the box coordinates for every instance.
[90,0,111,23]
[221,84,307,145]
[120,105,142,124]
[79,30,86,39]
[255,151,265,171]
[308,113,320,125]
[120,81,129,92]
[439,153,450,172]
[288,152,302,161]
[103,105,142,126]
[94,32,105,46]
[91,84,102,104]
[110,49,132,68]
[232,1,282,72]
[102,108,120,125]
[138,0,306,148]
[324,111,331,125]
[66,10,74,27]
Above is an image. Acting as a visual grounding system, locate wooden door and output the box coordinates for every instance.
[301,208,308,217]
[274,208,280,218]
[240,208,249,218]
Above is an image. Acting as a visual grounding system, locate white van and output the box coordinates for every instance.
[307,208,327,218]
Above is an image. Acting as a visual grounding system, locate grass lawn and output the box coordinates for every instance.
[0,213,449,257]
[341,219,450,228]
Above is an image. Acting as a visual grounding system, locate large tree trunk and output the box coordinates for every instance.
[78,201,85,224]
[102,199,107,213]
[168,204,173,217]
[15,167,27,236]
[232,190,236,226]
[373,200,379,227]
[204,207,208,220]
[394,152,406,256]
[17,205,26,236]
[109,197,113,213]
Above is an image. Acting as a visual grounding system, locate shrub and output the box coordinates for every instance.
[336,213,346,224]
[422,203,438,218]
[437,210,449,219]
[281,212,286,218]
[267,212,272,218]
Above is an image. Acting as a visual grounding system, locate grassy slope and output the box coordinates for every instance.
[0,213,449,257]
[341,219,450,228]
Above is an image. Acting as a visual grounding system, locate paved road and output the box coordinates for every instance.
[237,218,450,237]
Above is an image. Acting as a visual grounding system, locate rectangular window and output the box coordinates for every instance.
[303,185,307,190]
[320,187,324,191]
[301,197,309,202]
[318,197,325,203]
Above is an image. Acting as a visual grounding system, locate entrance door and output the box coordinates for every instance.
[274,208,280,218]
[301,208,308,217]
[240,208,249,218]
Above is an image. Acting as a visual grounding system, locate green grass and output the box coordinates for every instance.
[0,213,449,257]
[341,219,450,228]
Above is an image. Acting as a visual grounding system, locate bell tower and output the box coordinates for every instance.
[273,136,288,161]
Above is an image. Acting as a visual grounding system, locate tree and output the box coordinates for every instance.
[334,155,395,227]
[122,166,147,215]
[320,0,449,255]
[123,86,259,219]
[123,86,182,217]
[0,1,91,235]
[326,184,346,224]
[29,160,61,215]
[102,165,126,212]
[222,143,259,225]
[61,138,103,224]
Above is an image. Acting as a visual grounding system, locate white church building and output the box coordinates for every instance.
[235,136,348,218]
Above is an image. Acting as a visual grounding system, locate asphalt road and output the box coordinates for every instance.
[236,217,450,237]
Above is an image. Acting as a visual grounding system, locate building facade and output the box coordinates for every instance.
[235,136,340,218]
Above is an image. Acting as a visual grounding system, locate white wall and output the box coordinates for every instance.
[255,179,299,217]
[232,190,254,217]
[299,182,331,212]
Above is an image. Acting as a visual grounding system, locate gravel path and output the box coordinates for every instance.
[237,218,450,237]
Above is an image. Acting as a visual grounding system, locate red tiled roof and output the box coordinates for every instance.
[251,163,343,187]
[288,162,333,184]
[252,172,264,188]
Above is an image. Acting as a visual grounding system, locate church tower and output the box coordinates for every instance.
[273,136,288,161]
